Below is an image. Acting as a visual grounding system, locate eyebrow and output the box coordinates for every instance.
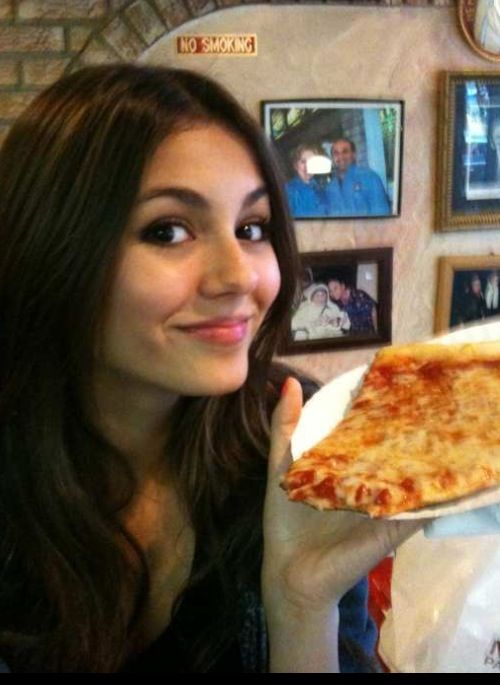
[136,185,269,210]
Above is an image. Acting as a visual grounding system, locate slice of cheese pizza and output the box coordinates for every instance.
[282,341,500,518]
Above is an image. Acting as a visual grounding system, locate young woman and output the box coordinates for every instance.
[0,64,420,672]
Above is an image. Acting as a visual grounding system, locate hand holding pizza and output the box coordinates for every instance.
[262,377,423,672]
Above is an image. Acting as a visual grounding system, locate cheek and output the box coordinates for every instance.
[257,253,281,312]
[109,254,188,329]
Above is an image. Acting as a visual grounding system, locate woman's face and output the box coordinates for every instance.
[95,123,281,399]
[294,149,315,183]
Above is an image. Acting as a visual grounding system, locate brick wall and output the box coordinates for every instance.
[0,0,454,146]
[1,0,98,144]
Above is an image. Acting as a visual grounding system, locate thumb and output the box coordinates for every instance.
[268,377,303,481]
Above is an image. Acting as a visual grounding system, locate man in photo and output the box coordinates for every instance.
[452,272,487,326]
[327,275,378,333]
[326,138,390,217]
[285,144,329,218]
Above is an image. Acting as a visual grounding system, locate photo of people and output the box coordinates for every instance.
[474,0,500,54]
[450,268,500,328]
[435,256,500,332]
[261,100,403,219]
[458,0,500,59]
[283,248,393,354]
[446,75,500,227]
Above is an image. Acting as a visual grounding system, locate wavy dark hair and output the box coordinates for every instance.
[0,64,301,672]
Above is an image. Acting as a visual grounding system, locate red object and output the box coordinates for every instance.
[368,556,393,629]
[368,556,394,672]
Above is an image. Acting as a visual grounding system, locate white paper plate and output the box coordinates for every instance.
[291,319,500,520]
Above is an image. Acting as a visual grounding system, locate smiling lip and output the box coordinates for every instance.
[178,317,251,345]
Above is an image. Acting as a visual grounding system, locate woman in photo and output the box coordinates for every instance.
[0,63,419,673]
[292,284,350,340]
[285,144,329,218]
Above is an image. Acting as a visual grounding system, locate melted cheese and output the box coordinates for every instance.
[283,342,500,517]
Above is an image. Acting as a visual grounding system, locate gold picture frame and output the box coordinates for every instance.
[436,71,500,232]
[435,254,500,333]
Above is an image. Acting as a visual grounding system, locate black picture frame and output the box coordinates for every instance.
[261,99,404,220]
[280,247,393,354]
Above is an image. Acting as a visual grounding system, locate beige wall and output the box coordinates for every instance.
[141,4,500,383]
[1,1,496,385]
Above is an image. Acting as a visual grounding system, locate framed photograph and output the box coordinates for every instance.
[261,99,403,220]
[281,247,393,355]
[458,0,500,62]
[436,71,500,231]
[435,255,500,333]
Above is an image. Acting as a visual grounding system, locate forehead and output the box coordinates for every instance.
[141,123,266,196]
[333,141,352,153]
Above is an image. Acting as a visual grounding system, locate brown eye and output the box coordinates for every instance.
[236,222,270,242]
[140,221,191,245]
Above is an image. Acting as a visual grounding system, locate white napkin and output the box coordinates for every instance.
[424,504,500,538]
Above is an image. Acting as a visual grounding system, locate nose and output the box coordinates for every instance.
[199,235,258,298]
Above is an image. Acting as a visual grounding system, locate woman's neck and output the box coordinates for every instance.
[89,369,179,481]
[88,368,196,660]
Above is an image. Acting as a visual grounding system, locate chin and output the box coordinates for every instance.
[179,361,249,397]
[195,373,247,397]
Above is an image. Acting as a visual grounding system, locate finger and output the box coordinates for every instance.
[361,518,425,579]
[321,517,425,597]
[268,376,303,481]
[355,518,426,561]
[377,518,426,554]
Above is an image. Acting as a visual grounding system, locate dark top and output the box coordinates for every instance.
[121,573,377,673]
[343,288,377,333]
[0,366,377,673]
[453,291,487,326]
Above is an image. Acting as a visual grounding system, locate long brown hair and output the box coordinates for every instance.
[0,64,300,671]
